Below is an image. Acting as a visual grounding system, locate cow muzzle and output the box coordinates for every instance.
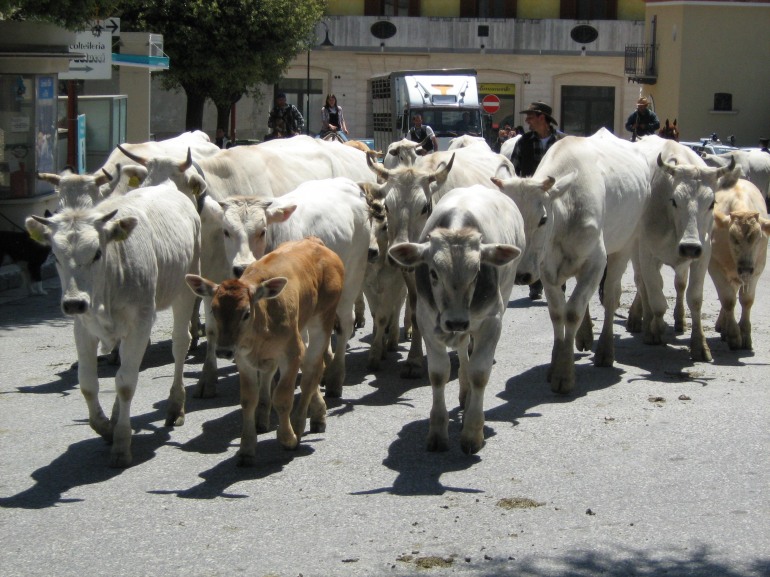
[62,298,89,315]
[368,247,379,263]
[443,318,470,333]
[678,243,702,259]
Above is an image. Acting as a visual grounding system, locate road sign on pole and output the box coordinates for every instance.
[60,19,119,80]
[481,94,501,114]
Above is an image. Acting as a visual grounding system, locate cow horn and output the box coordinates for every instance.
[656,153,678,176]
[117,144,147,165]
[179,147,193,172]
[37,172,61,185]
[366,151,391,180]
[95,169,112,186]
[715,155,736,179]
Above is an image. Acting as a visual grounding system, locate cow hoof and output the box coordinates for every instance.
[193,381,217,399]
[550,377,575,395]
[256,423,270,434]
[690,345,712,363]
[354,316,366,329]
[324,383,343,398]
[236,453,257,468]
[460,436,484,455]
[165,412,185,427]
[109,452,132,468]
[426,435,449,452]
[309,420,326,434]
[626,319,642,333]
[400,362,423,379]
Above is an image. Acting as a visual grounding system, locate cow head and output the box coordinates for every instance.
[389,228,520,335]
[185,274,287,359]
[713,209,770,284]
[26,208,137,315]
[117,145,197,194]
[365,153,454,252]
[656,153,735,259]
[384,138,426,169]
[38,171,112,210]
[204,196,296,278]
[491,172,573,285]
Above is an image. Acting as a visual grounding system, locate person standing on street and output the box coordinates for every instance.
[510,101,565,299]
[408,114,439,153]
[625,97,660,141]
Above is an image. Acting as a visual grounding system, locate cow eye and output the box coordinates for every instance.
[242,310,250,321]
[670,198,677,208]
[93,249,102,262]
[429,269,439,283]
[258,230,266,238]
[708,200,715,210]
[223,230,230,238]
[421,202,430,215]
[538,215,547,226]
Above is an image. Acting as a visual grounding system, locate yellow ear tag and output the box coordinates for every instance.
[128,176,140,188]
[192,183,201,197]
[114,224,130,242]
[28,229,45,243]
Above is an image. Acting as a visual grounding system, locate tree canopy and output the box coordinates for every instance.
[3,0,327,130]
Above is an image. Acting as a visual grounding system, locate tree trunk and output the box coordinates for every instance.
[215,104,231,133]
[184,89,207,131]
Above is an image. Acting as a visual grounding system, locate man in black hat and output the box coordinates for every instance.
[510,101,565,299]
[760,137,769,154]
[267,92,305,139]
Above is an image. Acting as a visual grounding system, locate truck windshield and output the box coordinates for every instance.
[412,109,482,137]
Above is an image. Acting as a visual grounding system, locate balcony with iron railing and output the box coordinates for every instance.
[625,44,658,84]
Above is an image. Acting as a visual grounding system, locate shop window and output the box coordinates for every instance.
[561,85,615,136]
[561,0,617,20]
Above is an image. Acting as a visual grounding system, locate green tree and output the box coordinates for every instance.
[0,0,120,30]
[120,0,326,131]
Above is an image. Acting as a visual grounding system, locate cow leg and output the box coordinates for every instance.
[386,292,404,351]
[686,258,712,362]
[367,308,388,372]
[673,265,689,333]
[626,252,643,333]
[737,278,757,350]
[324,297,355,398]
[74,320,111,440]
[354,292,366,329]
[639,251,667,346]
[709,263,740,348]
[256,367,275,434]
[109,321,152,468]
[460,318,501,455]
[195,296,219,398]
[189,296,203,350]
[274,341,303,450]
[166,291,195,427]
[575,304,594,352]
[293,318,329,437]
[236,361,261,467]
[595,250,632,367]
[401,271,424,378]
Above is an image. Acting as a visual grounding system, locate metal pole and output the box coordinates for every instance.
[306,49,310,135]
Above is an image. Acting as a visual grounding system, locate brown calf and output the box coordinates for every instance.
[186,237,344,466]
[710,178,770,350]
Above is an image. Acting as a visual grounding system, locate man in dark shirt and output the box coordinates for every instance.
[510,101,565,299]
[625,97,660,141]
[267,92,305,138]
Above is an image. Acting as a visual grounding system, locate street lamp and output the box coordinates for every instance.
[306,22,334,135]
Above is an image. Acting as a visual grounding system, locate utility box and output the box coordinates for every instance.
[58,94,127,172]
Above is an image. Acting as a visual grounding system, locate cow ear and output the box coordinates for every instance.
[25,216,53,245]
[265,204,297,224]
[37,172,61,186]
[481,243,521,266]
[188,173,208,198]
[186,274,218,298]
[388,242,425,268]
[104,215,138,243]
[359,181,386,203]
[760,217,770,236]
[121,165,147,189]
[490,176,506,191]
[253,277,288,301]
[547,173,574,199]
[712,210,731,229]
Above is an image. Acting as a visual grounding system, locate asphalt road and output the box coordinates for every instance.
[1,262,769,577]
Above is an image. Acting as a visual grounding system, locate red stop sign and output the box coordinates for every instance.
[482,94,501,114]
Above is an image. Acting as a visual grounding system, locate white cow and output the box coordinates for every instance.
[25,184,201,467]
[389,185,524,454]
[499,134,521,160]
[207,177,371,397]
[628,138,736,361]
[447,135,490,150]
[361,195,406,371]
[709,176,770,350]
[493,131,650,393]
[365,144,515,378]
[702,149,770,201]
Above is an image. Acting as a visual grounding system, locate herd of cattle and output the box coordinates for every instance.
[25,129,770,468]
